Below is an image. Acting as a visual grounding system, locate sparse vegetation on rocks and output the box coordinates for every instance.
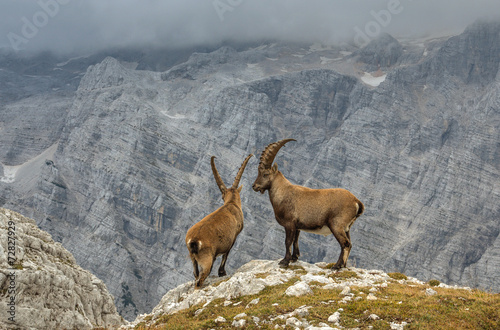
[124,260,499,329]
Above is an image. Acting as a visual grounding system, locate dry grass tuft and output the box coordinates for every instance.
[388,272,408,281]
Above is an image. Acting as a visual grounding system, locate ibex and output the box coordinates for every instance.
[252,139,364,269]
[186,154,253,288]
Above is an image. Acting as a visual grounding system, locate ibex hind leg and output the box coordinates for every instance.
[218,252,229,277]
[190,256,200,279]
[330,225,352,270]
[342,215,359,267]
[344,230,353,264]
[195,255,214,289]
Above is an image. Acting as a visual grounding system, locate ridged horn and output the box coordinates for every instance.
[231,154,253,189]
[258,139,296,169]
[211,156,226,194]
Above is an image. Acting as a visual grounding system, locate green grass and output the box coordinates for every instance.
[428,279,441,287]
[388,272,408,281]
[134,273,500,329]
[329,270,359,280]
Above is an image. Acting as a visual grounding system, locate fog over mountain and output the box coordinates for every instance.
[1,0,500,54]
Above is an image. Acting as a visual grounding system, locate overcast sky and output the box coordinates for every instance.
[1,0,500,54]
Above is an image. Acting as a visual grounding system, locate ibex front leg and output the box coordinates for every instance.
[279,226,296,268]
[291,230,301,262]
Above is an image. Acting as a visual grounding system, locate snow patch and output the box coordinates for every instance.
[0,144,57,184]
[163,113,187,120]
[320,56,341,64]
[0,166,18,183]
[309,43,333,52]
[56,55,87,67]
[147,101,186,120]
[361,72,387,87]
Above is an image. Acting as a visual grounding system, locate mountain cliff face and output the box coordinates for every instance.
[0,21,499,320]
[0,208,123,329]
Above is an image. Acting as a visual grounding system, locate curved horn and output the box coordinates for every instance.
[211,156,226,194]
[231,154,253,189]
[258,138,296,169]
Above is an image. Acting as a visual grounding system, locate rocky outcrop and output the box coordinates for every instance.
[354,33,403,70]
[125,259,470,329]
[432,20,500,85]
[0,208,124,330]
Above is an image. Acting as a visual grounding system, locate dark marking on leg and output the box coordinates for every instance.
[291,230,301,262]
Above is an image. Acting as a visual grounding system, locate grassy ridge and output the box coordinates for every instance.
[135,270,500,329]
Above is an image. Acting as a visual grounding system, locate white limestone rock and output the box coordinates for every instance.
[328,311,341,323]
[285,281,313,297]
[0,208,124,330]
[214,316,226,323]
[425,288,437,296]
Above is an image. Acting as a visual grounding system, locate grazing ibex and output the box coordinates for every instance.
[186,154,253,288]
[252,139,364,269]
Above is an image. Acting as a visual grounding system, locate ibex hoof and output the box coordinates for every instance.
[218,270,227,277]
[278,259,290,268]
[331,263,343,270]
[291,256,299,262]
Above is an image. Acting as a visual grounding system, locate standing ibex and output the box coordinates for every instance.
[252,139,364,269]
[186,154,253,288]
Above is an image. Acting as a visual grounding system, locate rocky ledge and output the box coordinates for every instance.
[0,208,124,330]
[125,259,471,329]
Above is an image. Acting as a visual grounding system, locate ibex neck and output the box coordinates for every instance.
[269,171,292,200]
[224,195,242,208]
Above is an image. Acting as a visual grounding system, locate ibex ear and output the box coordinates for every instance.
[237,185,243,192]
[272,163,278,172]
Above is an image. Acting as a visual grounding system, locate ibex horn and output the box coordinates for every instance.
[231,154,253,189]
[258,139,296,169]
[211,156,226,194]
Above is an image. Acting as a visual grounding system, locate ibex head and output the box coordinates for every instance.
[212,154,253,201]
[252,139,296,194]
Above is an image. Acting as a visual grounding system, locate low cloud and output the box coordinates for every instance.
[1,0,500,54]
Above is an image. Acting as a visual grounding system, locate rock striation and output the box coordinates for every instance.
[1,20,499,320]
[0,208,124,330]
